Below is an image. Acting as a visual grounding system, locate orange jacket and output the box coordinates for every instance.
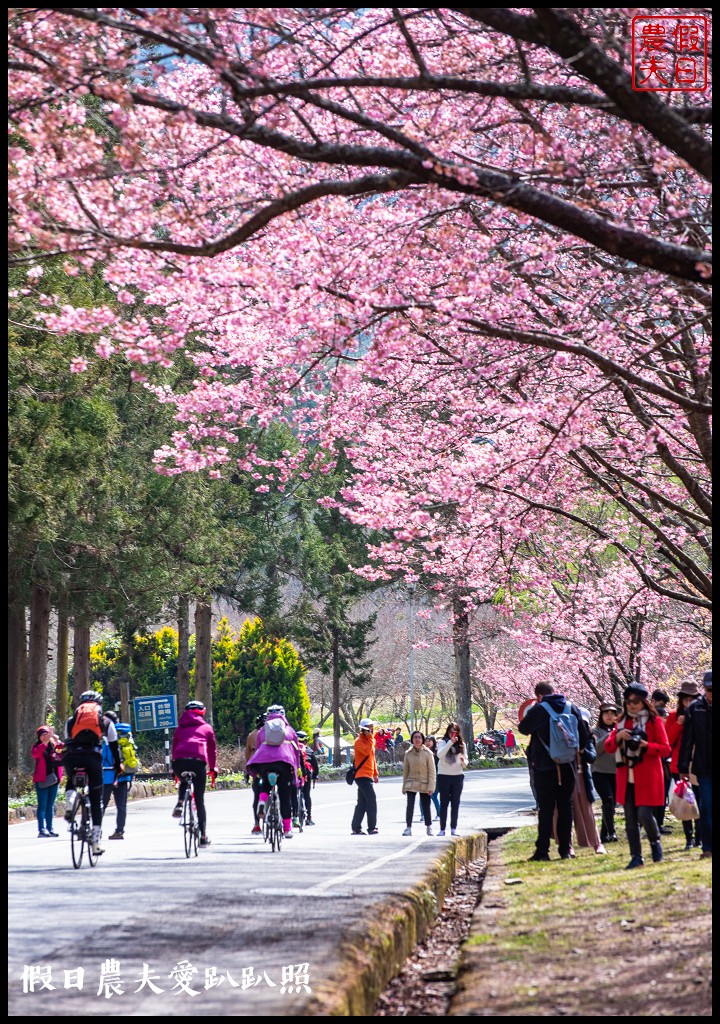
[353,732,378,780]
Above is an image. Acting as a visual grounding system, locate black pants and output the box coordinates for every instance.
[302,779,313,817]
[534,763,575,856]
[592,772,617,840]
[172,757,208,836]
[352,777,377,832]
[652,759,672,828]
[438,774,465,831]
[256,761,294,821]
[251,776,261,824]
[63,750,103,827]
[624,782,660,859]
[102,780,129,832]
[406,791,432,827]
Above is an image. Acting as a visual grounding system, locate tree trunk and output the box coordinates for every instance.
[55,608,69,728]
[194,598,213,720]
[332,626,342,767]
[73,622,91,703]
[24,583,51,765]
[8,596,27,771]
[452,594,474,750]
[177,595,190,712]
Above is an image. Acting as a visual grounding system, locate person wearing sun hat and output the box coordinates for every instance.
[666,679,702,850]
[605,682,671,868]
[678,669,712,858]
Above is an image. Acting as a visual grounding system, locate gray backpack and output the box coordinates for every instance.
[264,717,286,746]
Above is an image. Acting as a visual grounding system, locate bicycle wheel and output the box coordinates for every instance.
[297,791,306,833]
[70,799,83,869]
[183,788,197,858]
[85,804,99,867]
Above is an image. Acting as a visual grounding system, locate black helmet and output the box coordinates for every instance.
[104,710,118,723]
[79,690,102,705]
[185,700,206,714]
[255,713,267,728]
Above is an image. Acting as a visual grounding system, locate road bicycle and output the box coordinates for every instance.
[295,781,306,833]
[180,770,200,858]
[68,769,99,869]
[262,772,283,852]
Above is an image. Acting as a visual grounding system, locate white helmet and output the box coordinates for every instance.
[359,718,374,731]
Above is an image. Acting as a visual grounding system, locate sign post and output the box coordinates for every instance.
[132,694,179,773]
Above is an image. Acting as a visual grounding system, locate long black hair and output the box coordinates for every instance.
[442,721,465,755]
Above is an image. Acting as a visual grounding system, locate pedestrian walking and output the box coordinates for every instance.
[436,722,467,836]
[605,682,671,869]
[678,669,712,859]
[424,735,441,819]
[402,730,436,836]
[518,682,589,861]
[591,702,620,843]
[350,719,379,835]
[666,679,701,850]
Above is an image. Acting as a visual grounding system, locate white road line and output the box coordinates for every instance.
[303,836,429,894]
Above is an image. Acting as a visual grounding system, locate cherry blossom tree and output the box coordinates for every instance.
[8,9,712,703]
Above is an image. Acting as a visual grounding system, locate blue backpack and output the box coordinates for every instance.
[540,702,580,764]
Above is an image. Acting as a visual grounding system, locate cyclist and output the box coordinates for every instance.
[171,700,217,848]
[246,704,301,839]
[295,731,319,826]
[245,712,266,834]
[62,690,120,856]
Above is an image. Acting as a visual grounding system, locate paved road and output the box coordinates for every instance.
[8,768,534,1016]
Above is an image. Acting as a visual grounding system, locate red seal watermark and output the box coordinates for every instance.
[632,15,708,92]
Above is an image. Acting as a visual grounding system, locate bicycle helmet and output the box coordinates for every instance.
[185,700,206,714]
[255,713,267,728]
[104,710,118,723]
[79,690,102,705]
[296,730,307,741]
[266,704,285,716]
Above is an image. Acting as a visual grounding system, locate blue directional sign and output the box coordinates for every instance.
[132,694,178,732]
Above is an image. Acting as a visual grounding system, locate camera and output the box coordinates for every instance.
[625,725,647,752]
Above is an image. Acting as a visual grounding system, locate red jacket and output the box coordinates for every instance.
[605,714,671,807]
[664,710,685,774]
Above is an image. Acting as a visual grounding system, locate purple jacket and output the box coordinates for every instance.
[246,715,300,773]
[171,710,217,771]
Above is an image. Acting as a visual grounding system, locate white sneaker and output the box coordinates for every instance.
[64,790,77,822]
[91,827,105,855]
[451,828,458,836]
[283,830,293,839]
[402,827,412,836]
[437,829,446,836]
[426,826,433,836]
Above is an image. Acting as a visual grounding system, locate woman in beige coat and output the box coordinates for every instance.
[402,730,437,836]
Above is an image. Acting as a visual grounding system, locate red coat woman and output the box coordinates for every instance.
[604,682,671,869]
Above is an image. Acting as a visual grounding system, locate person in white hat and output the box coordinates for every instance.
[350,719,379,835]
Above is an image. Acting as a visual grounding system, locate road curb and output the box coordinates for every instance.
[300,832,488,1016]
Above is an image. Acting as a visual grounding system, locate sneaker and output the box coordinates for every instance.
[595,844,607,855]
[171,803,183,818]
[402,827,412,836]
[650,841,664,863]
[528,851,550,861]
[685,840,695,851]
[283,830,293,839]
[47,830,59,837]
[694,837,702,848]
[367,828,379,834]
[625,855,644,869]
[251,824,262,834]
[426,826,433,836]
[292,818,299,828]
[306,818,316,826]
[437,830,446,837]
[37,830,49,838]
[199,836,211,848]
[108,831,124,840]
[607,833,619,843]
[91,827,105,855]
[658,826,673,835]
[64,790,77,822]
[451,828,458,836]
[351,829,365,835]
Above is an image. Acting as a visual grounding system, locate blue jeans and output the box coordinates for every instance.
[696,774,712,852]
[35,782,59,831]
